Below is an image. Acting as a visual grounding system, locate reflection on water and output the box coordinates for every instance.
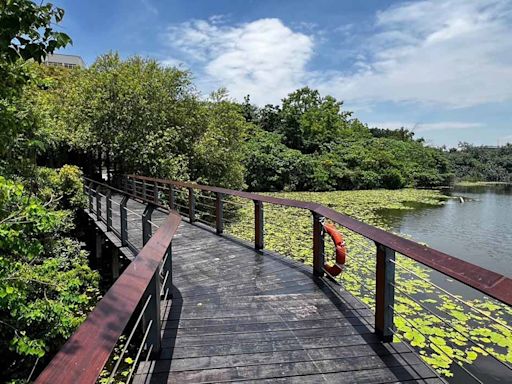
[379,184,512,277]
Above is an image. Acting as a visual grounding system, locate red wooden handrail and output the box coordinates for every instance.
[35,209,181,384]
[128,174,512,306]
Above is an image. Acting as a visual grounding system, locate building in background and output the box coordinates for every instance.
[44,53,85,68]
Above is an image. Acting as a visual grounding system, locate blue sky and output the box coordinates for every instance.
[53,0,512,148]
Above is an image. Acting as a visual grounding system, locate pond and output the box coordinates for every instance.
[377,183,512,383]
[379,183,512,277]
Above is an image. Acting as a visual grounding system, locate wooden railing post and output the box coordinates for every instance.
[95,230,103,261]
[168,185,175,210]
[143,271,161,357]
[88,181,94,211]
[106,189,112,231]
[111,248,119,280]
[153,181,159,204]
[120,195,129,246]
[188,187,195,223]
[142,180,147,200]
[142,204,156,245]
[254,200,264,250]
[215,192,223,235]
[312,212,325,277]
[96,186,102,221]
[375,243,396,342]
[130,178,135,195]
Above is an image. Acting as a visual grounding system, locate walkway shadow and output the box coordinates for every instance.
[312,276,433,382]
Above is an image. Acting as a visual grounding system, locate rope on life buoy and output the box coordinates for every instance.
[322,223,347,277]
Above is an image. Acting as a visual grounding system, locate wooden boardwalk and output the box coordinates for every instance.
[95,195,442,384]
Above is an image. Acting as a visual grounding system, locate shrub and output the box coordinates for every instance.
[0,176,99,381]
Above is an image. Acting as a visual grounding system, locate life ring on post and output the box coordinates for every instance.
[323,223,347,277]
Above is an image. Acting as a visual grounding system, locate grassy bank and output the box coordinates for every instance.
[216,188,512,378]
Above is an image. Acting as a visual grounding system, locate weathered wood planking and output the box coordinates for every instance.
[94,194,442,384]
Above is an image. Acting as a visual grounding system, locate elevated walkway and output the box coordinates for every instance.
[38,175,512,383]
[107,196,441,383]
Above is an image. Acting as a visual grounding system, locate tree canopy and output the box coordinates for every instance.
[448,143,512,182]
[241,89,453,191]
[40,53,249,189]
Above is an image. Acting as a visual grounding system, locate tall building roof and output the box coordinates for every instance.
[44,53,86,68]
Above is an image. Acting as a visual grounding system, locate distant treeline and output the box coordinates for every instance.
[448,144,512,183]
[241,90,452,191]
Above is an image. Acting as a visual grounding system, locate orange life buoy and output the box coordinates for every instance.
[323,223,347,277]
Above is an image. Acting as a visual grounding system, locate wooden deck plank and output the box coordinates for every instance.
[138,344,416,373]
[134,354,434,383]
[159,334,411,360]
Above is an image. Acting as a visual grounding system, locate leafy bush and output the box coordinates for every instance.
[35,165,87,209]
[0,176,99,382]
[242,128,309,191]
[381,169,406,189]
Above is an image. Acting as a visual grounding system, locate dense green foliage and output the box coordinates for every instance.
[37,70,453,192]
[40,54,248,188]
[0,0,71,177]
[0,0,71,63]
[241,88,453,191]
[0,168,99,382]
[449,143,512,182]
[0,3,99,382]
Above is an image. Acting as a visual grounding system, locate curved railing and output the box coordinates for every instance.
[124,174,512,382]
[35,180,181,384]
[36,174,511,383]
[125,174,512,306]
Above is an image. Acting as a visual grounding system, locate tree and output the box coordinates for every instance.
[448,143,512,182]
[257,104,282,132]
[279,87,353,153]
[0,0,71,176]
[241,94,258,123]
[242,127,309,191]
[0,0,71,63]
[369,127,416,142]
[46,53,248,188]
[191,90,248,189]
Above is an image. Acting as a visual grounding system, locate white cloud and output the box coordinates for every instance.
[140,0,158,15]
[165,18,313,104]
[415,122,483,132]
[316,0,512,108]
[163,1,512,108]
[159,57,185,68]
[368,121,483,132]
